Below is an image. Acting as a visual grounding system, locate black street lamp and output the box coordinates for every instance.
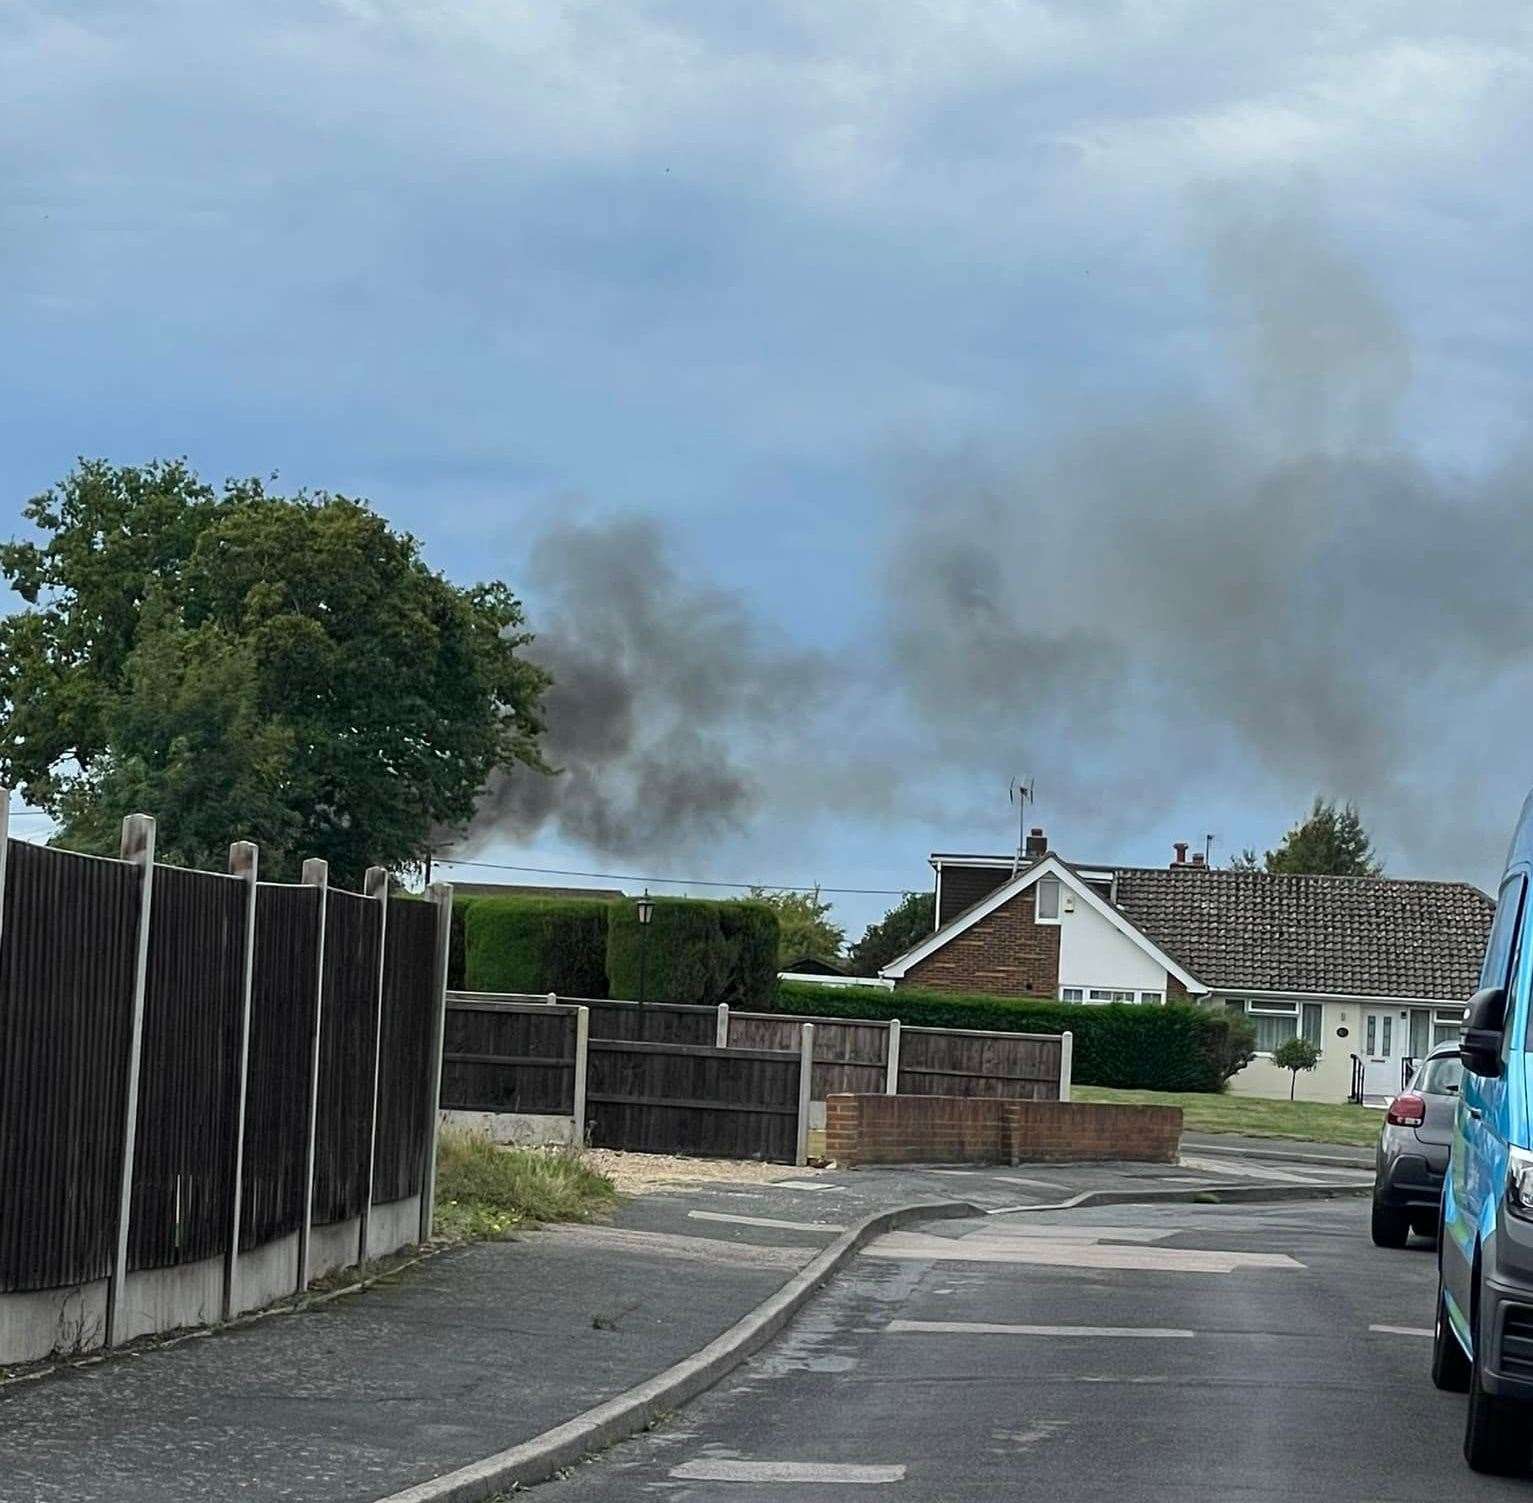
[636,892,654,1008]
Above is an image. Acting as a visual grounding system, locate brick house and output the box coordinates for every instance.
[879,829,1493,1103]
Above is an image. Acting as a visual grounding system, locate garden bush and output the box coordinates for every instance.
[607,898,780,1006]
[770,981,1257,1093]
[463,896,613,997]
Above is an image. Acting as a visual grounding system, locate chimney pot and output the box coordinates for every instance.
[1191,852,1205,867]
[1172,841,1188,866]
[1024,826,1047,859]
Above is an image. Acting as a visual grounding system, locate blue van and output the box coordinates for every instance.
[1438,789,1533,1473]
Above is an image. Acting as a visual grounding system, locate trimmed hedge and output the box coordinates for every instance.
[463,896,613,997]
[607,898,780,1007]
[447,896,472,990]
[772,981,1256,1093]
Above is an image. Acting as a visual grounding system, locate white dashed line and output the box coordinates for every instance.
[1369,1323,1433,1338]
[688,1210,845,1233]
[887,1320,1195,1338]
[669,1460,906,1483]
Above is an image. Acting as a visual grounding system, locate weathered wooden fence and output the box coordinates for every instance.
[439,990,1072,1164]
[0,796,452,1366]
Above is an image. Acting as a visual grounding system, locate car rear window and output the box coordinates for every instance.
[1415,1054,1463,1095]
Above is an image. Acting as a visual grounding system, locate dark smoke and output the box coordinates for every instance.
[881,191,1533,873]
[470,513,828,856]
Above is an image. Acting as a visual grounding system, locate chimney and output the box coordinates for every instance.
[1172,842,1188,866]
[1024,826,1047,860]
[1191,852,1205,867]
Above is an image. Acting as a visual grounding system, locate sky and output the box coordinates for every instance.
[4,2,1533,938]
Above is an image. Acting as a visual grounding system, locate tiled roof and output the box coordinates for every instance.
[1111,867,1494,1000]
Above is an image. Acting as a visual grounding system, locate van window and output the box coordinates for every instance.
[1480,874,1526,990]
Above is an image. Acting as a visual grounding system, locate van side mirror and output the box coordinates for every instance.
[1461,986,1508,1078]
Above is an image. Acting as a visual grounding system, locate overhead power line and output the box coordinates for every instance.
[432,856,918,897]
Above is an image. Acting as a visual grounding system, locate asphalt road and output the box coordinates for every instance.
[547,1198,1528,1502]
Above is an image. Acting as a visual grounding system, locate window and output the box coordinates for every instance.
[1234,999,1301,1054]
[1302,1003,1323,1049]
[1060,987,1083,1002]
[1409,1010,1430,1059]
[1035,877,1061,922]
[1482,874,1526,990]
[1088,988,1135,1004]
[1414,1054,1463,1096]
[1140,991,1163,1006]
[1433,1007,1462,1049]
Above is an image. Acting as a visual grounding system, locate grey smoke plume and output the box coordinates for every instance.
[472,190,1533,881]
[471,513,828,856]
[883,191,1533,872]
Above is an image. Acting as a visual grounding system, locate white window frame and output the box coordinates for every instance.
[1034,876,1061,925]
[1062,985,1170,1006]
[1231,997,1302,1057]
[1060,987,1083,1002]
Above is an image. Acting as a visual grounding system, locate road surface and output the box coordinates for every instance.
[549,1196,1521,1501]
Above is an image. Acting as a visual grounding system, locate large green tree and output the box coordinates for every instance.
[1,460,549,882]
[747,886,845,967]
[1259,797,1383,877]
[847,889,936,975]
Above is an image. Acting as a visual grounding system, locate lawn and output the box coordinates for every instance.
[1073,1085,1381,1148]
[432,1131,617,1242]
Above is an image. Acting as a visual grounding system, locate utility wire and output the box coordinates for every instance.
[432,855,918,897]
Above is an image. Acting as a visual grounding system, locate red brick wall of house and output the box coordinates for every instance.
[825,1094,1182,1168]
[900,886,1060,997]
[1166,972,1189,1001]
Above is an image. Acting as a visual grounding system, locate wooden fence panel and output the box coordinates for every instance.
[585,1000,716,1046]
[0,842,140,1293]
[585,1039,800,1162]
[129,865,246,1271]
[373,897,440,1204]
[897,1028,1062,1100]
[441,1002,577,1114]
[731,1013,888,1099]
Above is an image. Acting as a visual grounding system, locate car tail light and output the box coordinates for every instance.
[1387,1093,1426,1127]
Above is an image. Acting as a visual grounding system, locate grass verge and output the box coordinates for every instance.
[1073,1085,1381,1148]
[433,1131,617,1242]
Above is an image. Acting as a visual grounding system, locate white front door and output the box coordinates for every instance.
[1362,1009,1402,1099]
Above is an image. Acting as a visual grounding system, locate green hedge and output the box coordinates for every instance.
[771,982,1256,1093]
[463,896,613,997]
[448,896,473,990]
[607,898,780,1007]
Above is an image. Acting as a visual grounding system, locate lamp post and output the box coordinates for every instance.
[636,892,654,1008]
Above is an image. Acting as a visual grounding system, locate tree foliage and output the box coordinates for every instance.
[1262,797,1383,877]
[747,886,845,966]
[1271,1035,1322,1099]
[847,890,936,975]
[0,459,549,882]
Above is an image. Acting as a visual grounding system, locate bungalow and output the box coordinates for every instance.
[880,828,1493,1103]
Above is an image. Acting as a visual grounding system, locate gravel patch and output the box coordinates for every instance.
[583,1150,820,1195]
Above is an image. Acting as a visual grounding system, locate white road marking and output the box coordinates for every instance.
[1370,1323,1433,1338]
[775,1179,834,1191]
[928,1168,982,1176]
[993,1175,1070,1191]
[669,1460,906,1483]
[1187,1142,1373,1170]
[1179,1153,1321,1184]
[888,1320,1195,1338]
[862,1230,1304,1273]
[688,1210,845,1233]
[541,1225,810,1270]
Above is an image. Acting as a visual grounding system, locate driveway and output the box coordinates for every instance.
[549,1197,1514,1501]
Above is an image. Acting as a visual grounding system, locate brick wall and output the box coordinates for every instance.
[825,1094,1182,1167]
[1166,972,1189,1001]
[901,885,1060,998]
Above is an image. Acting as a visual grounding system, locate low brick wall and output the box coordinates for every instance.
[825,1094,1182,1168]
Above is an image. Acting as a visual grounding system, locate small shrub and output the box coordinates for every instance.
[464,896,613,996]
[432,1130,616,1241]
[1271,1035,1322,1099]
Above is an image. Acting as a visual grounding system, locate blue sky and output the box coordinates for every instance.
[5,3,1533,936]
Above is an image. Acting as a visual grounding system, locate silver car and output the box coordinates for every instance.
[1371,1042,1462,1247]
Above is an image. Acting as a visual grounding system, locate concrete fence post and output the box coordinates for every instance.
[546,991,557,1006]
[107,812,157,1347]
[0,788,10,955]
[572,1005,590,1146]
[418,881,454,1245]
[884,1018,902,1095]
[296,858,329,1292]
[223,841,260,1320]
[358,865,389,1266]
[1059,1030,1074,1104]
[715,1003,730,1048]
[794,1023,815,1167]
